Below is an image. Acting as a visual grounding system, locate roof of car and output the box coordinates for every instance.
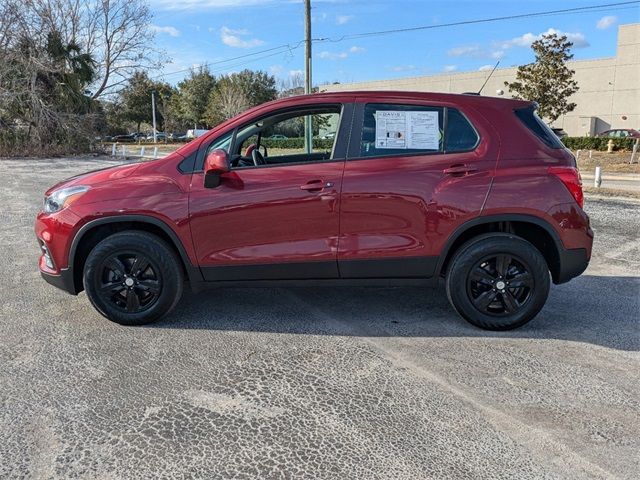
[286,90,532,108]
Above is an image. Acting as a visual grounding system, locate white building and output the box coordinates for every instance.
[322,23,640,136]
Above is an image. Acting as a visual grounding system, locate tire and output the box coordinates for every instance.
[83,231,183,325]
[445,233,550,331]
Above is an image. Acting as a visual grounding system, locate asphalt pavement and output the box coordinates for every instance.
[0,156,638,479]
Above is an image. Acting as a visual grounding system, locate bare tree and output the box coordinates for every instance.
[86,0,160,99]
[205,78,249,127]
[0,0,157,153]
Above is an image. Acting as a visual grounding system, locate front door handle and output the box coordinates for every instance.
[300,180,334,192]
[443,164,478,176]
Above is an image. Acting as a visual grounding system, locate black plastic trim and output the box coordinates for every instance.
[177,151,197,174]
[201,260,338,281]
[556,247,589,284]
[339,256,438,279]
[41,268,77,295]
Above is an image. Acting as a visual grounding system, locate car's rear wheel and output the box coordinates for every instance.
[446,234,550,330]
[83,231,183,325]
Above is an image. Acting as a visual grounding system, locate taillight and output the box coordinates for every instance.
[548,166,584,208]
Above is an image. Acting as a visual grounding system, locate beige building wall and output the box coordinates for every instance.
[322,24,640,136]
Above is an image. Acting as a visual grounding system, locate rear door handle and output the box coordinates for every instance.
[443,164,478,176]
[300,180,333,192]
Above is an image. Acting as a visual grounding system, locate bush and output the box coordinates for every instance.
[562,136,637,151]
[261,137,334,150]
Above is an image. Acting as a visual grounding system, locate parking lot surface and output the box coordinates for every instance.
[1,156,638,479]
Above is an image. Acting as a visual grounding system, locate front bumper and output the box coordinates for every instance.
[40,268,78,295]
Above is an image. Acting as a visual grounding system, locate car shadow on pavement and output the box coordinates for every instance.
[155,274,639,352]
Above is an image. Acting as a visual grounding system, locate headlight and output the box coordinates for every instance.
[43,185,89,213]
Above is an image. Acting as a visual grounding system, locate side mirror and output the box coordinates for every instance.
[204,149,229,188]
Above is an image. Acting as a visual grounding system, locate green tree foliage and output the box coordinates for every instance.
[177,68,216,128]
[204,70,277,128]
[505,33,579,123]
[119,72,173,133]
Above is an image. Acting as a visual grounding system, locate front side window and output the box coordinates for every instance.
[230,106,342,169]
[360,104,444,158]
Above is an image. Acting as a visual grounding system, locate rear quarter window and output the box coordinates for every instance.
[515,106,564,149]
[444,108,479,152]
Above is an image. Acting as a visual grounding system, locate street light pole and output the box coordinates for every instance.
[304,0,313,154]
[151,90,157,144]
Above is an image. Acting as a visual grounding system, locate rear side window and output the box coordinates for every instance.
[360,104,444,157]
[359,104,480,158]
[515,106,564,149]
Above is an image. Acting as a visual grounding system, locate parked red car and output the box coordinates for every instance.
[35,91,593,330]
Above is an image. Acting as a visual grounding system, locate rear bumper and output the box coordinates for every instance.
[555,247,589,284]
[40,268,78,295]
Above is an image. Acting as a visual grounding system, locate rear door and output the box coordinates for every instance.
[337,98,498,278]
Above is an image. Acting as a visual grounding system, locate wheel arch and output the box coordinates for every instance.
[438,214,564,283]
[69,215,202,293]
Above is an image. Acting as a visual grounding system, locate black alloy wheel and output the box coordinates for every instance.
[446,234,550,330]
[83,231,183,325]
[98,252,162,313]
[466,254,533,316]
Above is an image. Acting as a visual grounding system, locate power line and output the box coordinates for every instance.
[105,0,639,94]
[320,1,640,42]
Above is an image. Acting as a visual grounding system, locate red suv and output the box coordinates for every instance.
[35,91,593,330]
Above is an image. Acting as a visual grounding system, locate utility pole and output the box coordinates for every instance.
[151,90,157,143]
[304,0,313,153]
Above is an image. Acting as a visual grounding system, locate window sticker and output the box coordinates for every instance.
[375,110,440,150]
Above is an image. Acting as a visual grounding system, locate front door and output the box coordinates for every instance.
[189,104,350,281]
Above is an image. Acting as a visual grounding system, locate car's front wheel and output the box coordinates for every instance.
[446,234,550,330]
[83,231,183,325]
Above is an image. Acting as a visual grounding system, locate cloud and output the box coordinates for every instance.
[596,15,617,30]
[389,65,416,72]
[289,69,303,77]
[478,65,493,71]
[497,28,589,49]
[150,24,180,37]
[318,47,364,61]
[443,65,457,72]
[336,15,354,25]
[220,26,264,48]
[319,51,348,60]
[448,44,504,60]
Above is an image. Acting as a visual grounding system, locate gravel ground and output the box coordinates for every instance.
[0,156,638,480]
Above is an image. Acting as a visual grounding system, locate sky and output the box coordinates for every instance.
[147,0,639,87]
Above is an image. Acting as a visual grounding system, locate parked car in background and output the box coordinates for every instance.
[111,134,136,142]
[36,91,592,331]
[269,134,288,140]
[322,132,336,139]
[145,132,166,141]
[551,128,568,139]
[186,129,209,139]
[168,132,187,141]
[597,128,640,138]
